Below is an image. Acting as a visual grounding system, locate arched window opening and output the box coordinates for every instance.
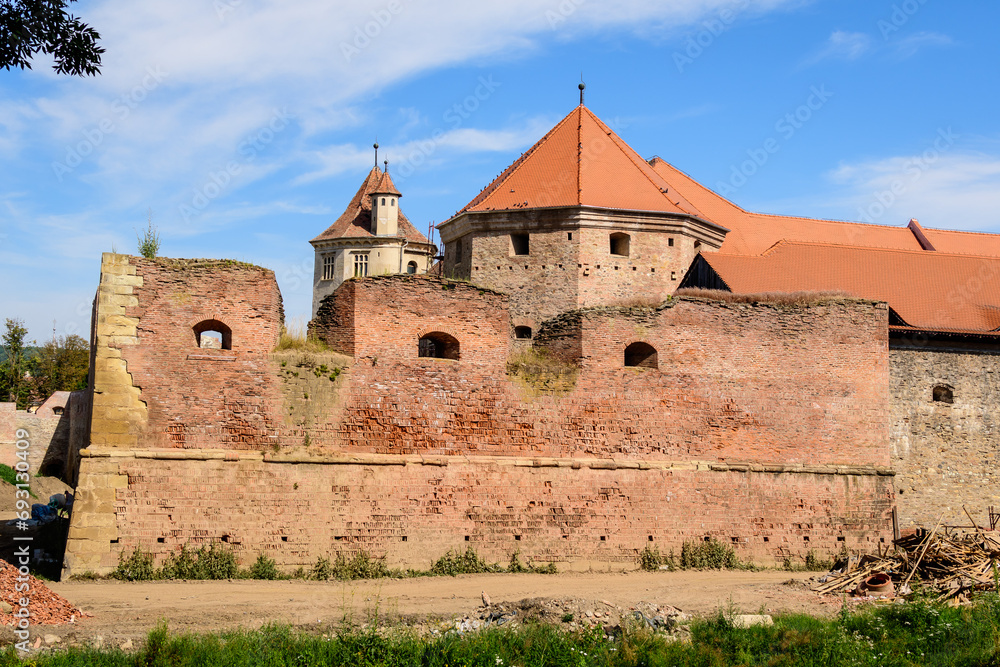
[514,326,532,339]
[510,233,530,256]
[406,261,418,274]
[381,197,386,205]
[933,385,954,404]
[193,319,232,350]
[418,332,460,360]
[391,198,396,207]
[610,232,630,257]
[624,342,657,369]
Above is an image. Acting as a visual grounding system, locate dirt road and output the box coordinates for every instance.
[2,570,840,648]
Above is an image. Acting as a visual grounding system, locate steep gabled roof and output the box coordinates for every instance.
[696,240,1000,333]
[457,106,703,217]
[311,166,429,244]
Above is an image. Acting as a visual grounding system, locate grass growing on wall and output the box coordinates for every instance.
[506,349,578,395]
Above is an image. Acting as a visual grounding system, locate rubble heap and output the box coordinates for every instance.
[815,526,1000,603]
[0,560,87,626]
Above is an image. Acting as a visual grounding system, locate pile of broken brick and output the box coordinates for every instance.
[0,559,87,626]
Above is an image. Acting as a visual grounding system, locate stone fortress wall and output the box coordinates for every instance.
[65,253,896,575]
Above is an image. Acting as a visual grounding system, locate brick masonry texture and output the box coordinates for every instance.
[65,257,895,574]
[74,453,893,572]
[891,345,1000,528]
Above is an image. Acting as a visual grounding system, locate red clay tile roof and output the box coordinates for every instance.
[458,106,703,217]
[698,240,1000,333]
[311,166,429,244]
[373,170,401,196]
[647,157,926,255]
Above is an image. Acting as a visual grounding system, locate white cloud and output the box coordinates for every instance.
[801,30,872,67]
[826,150,1000,232]
[890,31,953,59]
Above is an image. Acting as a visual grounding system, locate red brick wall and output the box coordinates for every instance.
[73,267,895,573]
[121,258,285,450]
[314,276,509,368]
[89,454,893,571]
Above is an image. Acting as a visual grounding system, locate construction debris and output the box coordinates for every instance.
[814,524,1000,603]
[0,559,88,626]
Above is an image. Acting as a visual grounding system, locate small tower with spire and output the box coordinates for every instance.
[370,159,402,236]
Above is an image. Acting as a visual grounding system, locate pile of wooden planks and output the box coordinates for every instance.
[814,525,1000,602]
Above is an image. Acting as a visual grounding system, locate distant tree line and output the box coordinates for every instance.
[1,318,89,409]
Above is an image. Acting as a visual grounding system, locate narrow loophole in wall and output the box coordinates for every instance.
[515,535,522,541]
[193,319,232,350]
[730,537,739,544]
[401,536,407,542]
[418,332,461,360]
[837,536,845,541]
[610,232,630,257]
[465,535,470,541]
[668,237,674,247]
[648,535,654,542]
[624,342,658,369]
[157,537,165,543]
[932,384,954,404]
[600,536,606,541]
[110,538,119,544]
[803,536,810,542]
[281,536,288,542]
[762,536,769,542]
[514,326,532,339]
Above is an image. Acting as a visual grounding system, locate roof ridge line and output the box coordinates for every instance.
[648,156,750,215]
[586,109,695,214]
[758,239,1000,260]
[460,110,576,214]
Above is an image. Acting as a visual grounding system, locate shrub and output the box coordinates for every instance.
[248,553,280,580]
[679,538,748,570]
[136,212,161,259]
[330,551,391,580]
[112,547,156,581]
[431,547,502,576]
[159,543,239,580]
[312,556,333,581]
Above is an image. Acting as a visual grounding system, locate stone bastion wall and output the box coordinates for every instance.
[64,253,894,575]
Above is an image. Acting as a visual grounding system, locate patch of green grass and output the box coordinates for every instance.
[12,598,1000,666]
[0,464,36,497]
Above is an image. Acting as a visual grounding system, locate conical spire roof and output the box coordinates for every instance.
[372,169,401,197]
[310,166,427,244]
[457,106,702,217]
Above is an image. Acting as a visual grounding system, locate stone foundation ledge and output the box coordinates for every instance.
[78,448,893,477]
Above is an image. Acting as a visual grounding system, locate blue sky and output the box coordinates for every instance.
[3,0,999,342]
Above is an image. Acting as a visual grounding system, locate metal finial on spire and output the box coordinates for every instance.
[373,141,379,167]
[384,159,389,173]
[579,78,586,106]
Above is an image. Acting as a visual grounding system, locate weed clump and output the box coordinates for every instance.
[112,547,156,581]
[249,553,280,580]
[638,539,751,571]
[431,546,502,576]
